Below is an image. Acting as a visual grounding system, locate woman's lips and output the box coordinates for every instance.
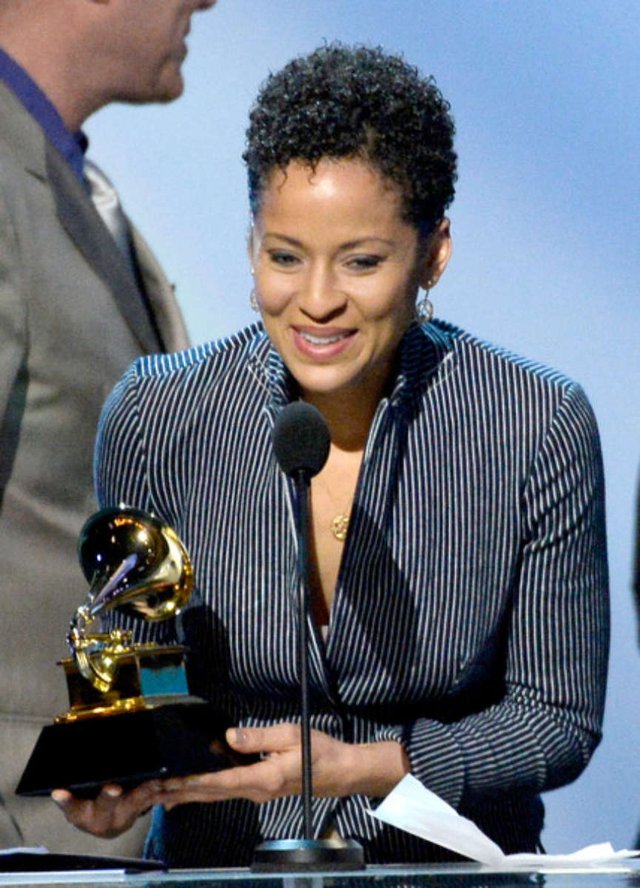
[292,327,356,359]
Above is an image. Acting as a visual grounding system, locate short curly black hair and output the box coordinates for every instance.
[244,43,457,234]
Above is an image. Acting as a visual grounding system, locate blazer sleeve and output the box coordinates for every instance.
[94,362,152,512]
[381,383,609,809]
[94,363,180,646]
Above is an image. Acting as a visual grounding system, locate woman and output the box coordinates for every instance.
[54,44,609,866]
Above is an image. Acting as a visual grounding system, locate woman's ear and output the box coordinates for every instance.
[418,218,452,289]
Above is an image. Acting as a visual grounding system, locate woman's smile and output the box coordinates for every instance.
[293,326,358,359]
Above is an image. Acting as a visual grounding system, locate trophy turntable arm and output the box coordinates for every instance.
[68,605,135,694]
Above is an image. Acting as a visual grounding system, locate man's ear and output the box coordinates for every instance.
[418,217,452,289]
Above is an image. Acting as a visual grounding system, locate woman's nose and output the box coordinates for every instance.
[298,267,346,319]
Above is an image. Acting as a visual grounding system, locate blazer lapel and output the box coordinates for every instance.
[45,141,163,354]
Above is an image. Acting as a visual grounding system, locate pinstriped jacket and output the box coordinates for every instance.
[95,320,609,866]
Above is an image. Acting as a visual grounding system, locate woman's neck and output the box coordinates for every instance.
[301,388,378,451]
[300,358,398,451]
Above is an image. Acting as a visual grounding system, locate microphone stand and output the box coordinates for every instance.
[252,469,364,872]
[296,467,314,837]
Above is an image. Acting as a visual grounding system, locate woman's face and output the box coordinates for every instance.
[250,158,450,406]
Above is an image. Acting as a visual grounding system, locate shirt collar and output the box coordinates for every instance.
[389,321,454,407]
[0,47,87,181]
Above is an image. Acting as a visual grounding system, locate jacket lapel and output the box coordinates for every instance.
[45,141,163,354]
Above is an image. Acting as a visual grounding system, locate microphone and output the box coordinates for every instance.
[272,401,330,480]
[252,402,364,872]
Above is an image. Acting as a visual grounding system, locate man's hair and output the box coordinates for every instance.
[244,43,457,233]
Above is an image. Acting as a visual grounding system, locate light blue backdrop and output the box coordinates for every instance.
[87,0,640,854]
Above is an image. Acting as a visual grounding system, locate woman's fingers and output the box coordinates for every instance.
[51,780,163,839]
[159,724,348,806]
[160,753,295,807]
[225,722,301,755]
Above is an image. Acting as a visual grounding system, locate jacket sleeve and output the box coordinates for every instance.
[94,362,152,513]
[381,383,609,809]
[93,363,177,644]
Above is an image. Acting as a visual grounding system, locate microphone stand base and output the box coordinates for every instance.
[251,838,364,872]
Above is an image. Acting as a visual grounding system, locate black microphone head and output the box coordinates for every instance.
[272,402,331,479]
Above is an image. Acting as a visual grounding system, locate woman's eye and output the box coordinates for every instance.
[346,255,384,271]
[268,250,300,267]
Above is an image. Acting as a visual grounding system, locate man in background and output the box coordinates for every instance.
[0,0,216,854]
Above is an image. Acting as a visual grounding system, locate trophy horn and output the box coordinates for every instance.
[67,507,194,694]
[77,506,193,623]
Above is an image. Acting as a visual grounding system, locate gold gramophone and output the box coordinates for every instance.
[17,507,235,797]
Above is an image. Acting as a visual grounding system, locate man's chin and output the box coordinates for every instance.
[153,75,186,105]
[119,72,185,107]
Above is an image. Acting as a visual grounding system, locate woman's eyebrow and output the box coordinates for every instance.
[263,233,395,249]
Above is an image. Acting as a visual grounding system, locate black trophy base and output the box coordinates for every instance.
[251,838,365,872]
[16,701,251,798]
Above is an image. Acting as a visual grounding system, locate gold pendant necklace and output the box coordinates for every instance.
[330,512,350,542]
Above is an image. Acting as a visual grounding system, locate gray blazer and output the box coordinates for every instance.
[0,82,189,849]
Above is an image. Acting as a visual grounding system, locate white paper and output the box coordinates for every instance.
[0,847,48,856]
[370,774,640,870]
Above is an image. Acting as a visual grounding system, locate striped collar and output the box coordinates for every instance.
[392,321,454,406]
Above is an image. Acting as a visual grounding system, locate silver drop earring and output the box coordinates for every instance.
[415,286,434,324]
[249,287,259,313]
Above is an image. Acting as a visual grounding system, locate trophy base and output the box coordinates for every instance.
[16,700,249,798]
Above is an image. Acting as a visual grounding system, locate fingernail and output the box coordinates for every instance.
[230,727,247,745]
[51,790,68,805]
[103,785,122,798]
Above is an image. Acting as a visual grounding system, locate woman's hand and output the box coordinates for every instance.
[157,723,410,809]
[51,780,164,839]
[50,726,410,830]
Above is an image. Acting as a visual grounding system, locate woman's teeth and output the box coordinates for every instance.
[300,331,349,345]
